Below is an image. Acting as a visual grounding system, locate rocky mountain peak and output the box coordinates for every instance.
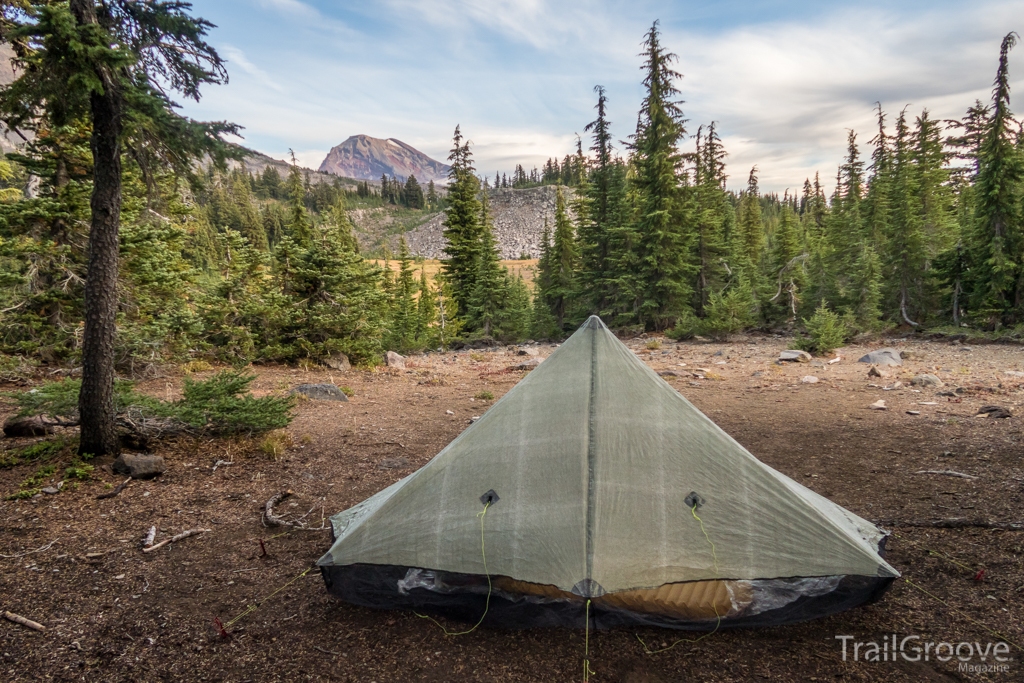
[318,134,450,182]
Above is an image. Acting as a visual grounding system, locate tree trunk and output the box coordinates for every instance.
[73,0,123,458]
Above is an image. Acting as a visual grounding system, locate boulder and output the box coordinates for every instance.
[778,350,812,363]
[385,351,406,369]
[3,415,55,438]
[112,453,166,479]
[291,384,348,402]
[910,374,943,388]
[857,348,903,366]
[322,354,351,371]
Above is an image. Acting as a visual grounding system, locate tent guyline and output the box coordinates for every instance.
[318,315,899,630]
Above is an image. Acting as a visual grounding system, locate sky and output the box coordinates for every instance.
[180,0,1022,194]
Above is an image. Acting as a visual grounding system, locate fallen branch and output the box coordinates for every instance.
[0,539,59,559]
[914,469,978,480]
[95,477,132,500]
[212,459,233,473]
[3,610,45,631]
[264,490,295,527]
[876,518,1024,531]
[142,528,210,553]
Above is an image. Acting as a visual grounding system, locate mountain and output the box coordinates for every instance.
[318,135,450,182]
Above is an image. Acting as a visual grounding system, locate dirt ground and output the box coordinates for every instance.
[1,333,1022,682]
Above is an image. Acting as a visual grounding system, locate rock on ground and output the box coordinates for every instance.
[291,384,348,402]
[322,354,351,371]
[910,374,944,388]
[857,348,903,366]
[385,351,406,369]
[778,350,812,363]
[112,453,166,479]
[3,415,55,438]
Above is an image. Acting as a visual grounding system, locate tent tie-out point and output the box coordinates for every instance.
[318,316,898,629]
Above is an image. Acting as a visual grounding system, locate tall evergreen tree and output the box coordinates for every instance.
[389,237,417,351]
[440,125,483,320]
[630,20,692,330]
[536,188,578,330]
[0,0,237,456]
[968,32,1023,326]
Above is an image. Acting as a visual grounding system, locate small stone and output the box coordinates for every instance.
[867,366,888,378]
[977,405,1012,419]
[910,374,943,388]
[801,376,819,384]
[112,453,166,480]
[778,350,812,363]
[905,410,921,416]
[470,416,480,423]
[1004,370,1024,378]
[291,384,348,402]
[41,486,59,495]
[517,347,540,357]
[658,370,681,378]
[322,354,351,371]
[869,400,887,410]
[445,410,455,415]
[3,415,54,438]
[900,349,924,360]
[384,351,406,369]
[857,348,903,366]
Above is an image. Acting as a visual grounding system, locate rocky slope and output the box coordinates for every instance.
[318,135,449,182]
[398,185,575,260]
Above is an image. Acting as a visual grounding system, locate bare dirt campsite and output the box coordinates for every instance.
[2,335,1022,682]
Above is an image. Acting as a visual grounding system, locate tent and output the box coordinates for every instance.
[318,316,897,629]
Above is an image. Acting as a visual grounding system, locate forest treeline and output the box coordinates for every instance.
[0,23,1022,378]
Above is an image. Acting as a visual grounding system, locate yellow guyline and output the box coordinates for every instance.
[415,501,492,636]
[636,502,723,655]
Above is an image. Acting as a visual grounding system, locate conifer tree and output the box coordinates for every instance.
[0,0,238,456]
[286,150,311,246]
[968,32,1023,326]
[536,188,578,330]
[465,193,507,338]
[691,123,735,317]
[440,125,483,319]
[415,269,437,348]
[389,237,417,351]
[631,20,693,330]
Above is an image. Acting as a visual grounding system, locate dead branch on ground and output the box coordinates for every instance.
[142,528,210,553]
[3,611,45,631]
[95,477,131,500]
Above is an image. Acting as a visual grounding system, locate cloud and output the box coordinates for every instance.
[220,45,284,93]
[182,0,1023,192]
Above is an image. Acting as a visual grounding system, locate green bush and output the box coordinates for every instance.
[794,301,847,355]
[11,371,293,439]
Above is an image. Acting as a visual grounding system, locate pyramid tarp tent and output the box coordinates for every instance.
[318,316,897,629]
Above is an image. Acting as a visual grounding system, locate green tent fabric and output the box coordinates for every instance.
[318,316,897,627]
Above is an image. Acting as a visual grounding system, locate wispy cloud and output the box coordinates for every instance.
[183,0,1022,192]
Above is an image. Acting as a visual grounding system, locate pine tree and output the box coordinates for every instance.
[766,205,806,322]
[404,175,424,209]
[691,123,735,318]
[0,0,238,456]
[967,32,1023,326]
[536,188,578,330]
[631,20,693,330]
[737,167,765,269]
[465,194,507,338]
[577,85,615,316]
[415,269,437,348]
[440,125,483,320]
[389,237,418,351]
[286,150,311,246]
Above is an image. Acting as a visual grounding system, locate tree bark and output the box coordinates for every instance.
[72,0,123,458]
